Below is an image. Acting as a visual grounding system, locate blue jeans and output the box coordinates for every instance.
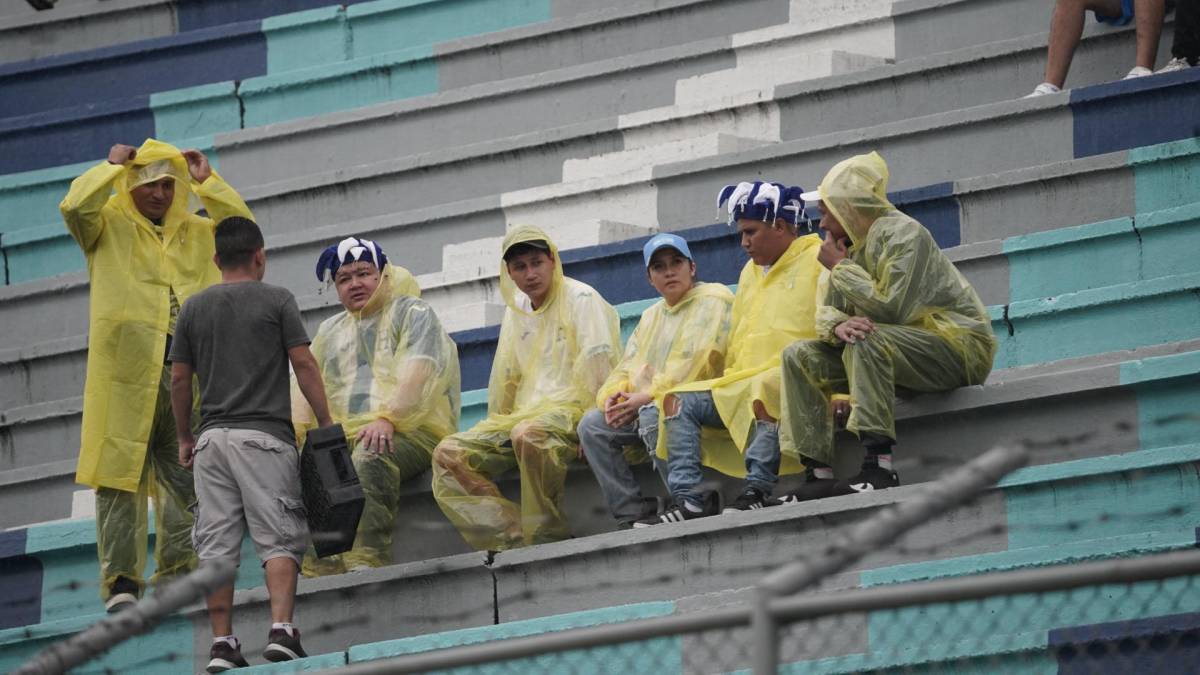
[664,391,780,507]
[578,405,670,524]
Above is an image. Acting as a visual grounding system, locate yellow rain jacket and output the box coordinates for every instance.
[597,282,734,408]
[659,235,823,476]
[62,139,253,492]
[293,263,460,446]
[478,226,621,432]
[814,152,995,381]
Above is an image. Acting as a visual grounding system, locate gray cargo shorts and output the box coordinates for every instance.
[191,428,308,568]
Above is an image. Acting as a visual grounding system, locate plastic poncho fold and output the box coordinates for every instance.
[62,139,253,492]
[659,235,823,477]
[812,151,996,381]
[480,225,622,432]
[597,282,734,407]
[293,264,460,447]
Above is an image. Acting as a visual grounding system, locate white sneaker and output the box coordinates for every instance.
[104,592,137,614]
[1024,82,1061,98]
[1124,66,1153,79]
[1156,57,1192,74]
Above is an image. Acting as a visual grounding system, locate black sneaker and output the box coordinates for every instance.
[206,639,249,672]
[263,627,308,662]
[104,576,139,614]
[722,487,775,513]
[617,496,669,530]
[833,464,900,495]
[632,491,719,527]
[778,468,839,504]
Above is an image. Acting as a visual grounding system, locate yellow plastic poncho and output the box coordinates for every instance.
[432,225,620,550]
[596,282,734,408]
[293,263,459,445]
[62,139,253,492]
[780,152,996,462]
[658,234,823,477]
[813,151,995,379]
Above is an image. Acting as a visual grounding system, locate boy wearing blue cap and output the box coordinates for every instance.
[578,234,734,529]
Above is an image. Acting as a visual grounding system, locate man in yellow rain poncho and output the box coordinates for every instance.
[778,152,996,500]
[432,225,620,551]
[578,233,734,530]
[635,182,823,526]
[294,236,461,575]
[60,139,253,612]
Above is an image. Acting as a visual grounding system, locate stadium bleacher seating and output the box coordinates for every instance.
[1,0,1198,671]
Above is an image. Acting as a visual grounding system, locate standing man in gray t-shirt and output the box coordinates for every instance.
[170,216,333,672]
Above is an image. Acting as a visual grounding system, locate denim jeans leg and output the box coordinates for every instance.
[636,403,672,494]
[743,419,781,495]
[664,392,724,507]
[578,409,644,523]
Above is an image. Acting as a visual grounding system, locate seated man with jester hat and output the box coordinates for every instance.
[294,236,461,575]
[636,182,823,526]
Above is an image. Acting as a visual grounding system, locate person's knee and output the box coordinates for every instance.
[783,339,822,373]
[752,399,777,424]
[576,409,606,441]
[510,420,547,458]
[431,441,463,471]
[662,394,682,418]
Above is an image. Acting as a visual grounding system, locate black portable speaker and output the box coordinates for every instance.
[300,424,365,557]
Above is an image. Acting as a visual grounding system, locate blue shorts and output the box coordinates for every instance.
[1095,0,1134,26]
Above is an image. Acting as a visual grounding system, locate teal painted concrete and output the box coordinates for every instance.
[864,576,1199,666]
[264,5,349,74]
[998,273,1200,369]
[152,83,241,143]
[0,161,89,234]
[349,0,552,62]
[999,443,1200,488]
[242,651,348,672]
[0,614,193,674]
[349,601,679,674]
[1003,217,1138,302]
[1131,379,1200,452]
[459,389,488,431]
[1130,137,1200,214]
[239,46,437,128]
[1004,461,1200,550]
[3,225,84,284]
[1119,349,1200,386]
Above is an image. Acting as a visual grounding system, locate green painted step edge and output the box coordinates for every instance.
[862,527,1199,587]
[1127,136,1200,165]
[1006,271,1200,320]
[348,601,674,661]
[347,0,458,20]
[998,442,1200,488]
[241,651,348,672]
[239,44,434,95]
[1120,349,1200,385]
[1001,216,1132,255]
[261,3,344,31]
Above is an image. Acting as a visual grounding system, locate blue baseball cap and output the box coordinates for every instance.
[642,233,694,267]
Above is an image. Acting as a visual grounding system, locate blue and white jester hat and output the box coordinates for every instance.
[716,181,809,228]
[315,236,389,282]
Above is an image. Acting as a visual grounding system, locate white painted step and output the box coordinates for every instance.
[675,49,889,107]
[563,132,776,182]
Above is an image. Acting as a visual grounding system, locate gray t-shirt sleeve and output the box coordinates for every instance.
[279,293,311,349]
[169,300,194,364]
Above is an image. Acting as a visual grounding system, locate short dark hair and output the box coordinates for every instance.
[502,241,551,263]
[214,217,264,269]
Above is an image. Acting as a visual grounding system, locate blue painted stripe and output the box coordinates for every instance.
[1071,67,1200,158]
[0,21,266,121]
[176,0,376,32]
[1049,611,1200,674]
[0,97,155,176]
[889,181,960,248]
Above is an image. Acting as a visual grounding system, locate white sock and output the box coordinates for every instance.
[812,467,834,480]
[682,500,704,513]
[213,635,238,648]
[875,454,893,470]
[272,622,296,637]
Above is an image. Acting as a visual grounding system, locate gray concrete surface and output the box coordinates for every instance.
[892,0,1050,61]
[0,0,175,65]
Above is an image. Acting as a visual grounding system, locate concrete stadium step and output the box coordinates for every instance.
[0,0,800,178]
[3,439,1198,670]
[0,6,1171,260]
